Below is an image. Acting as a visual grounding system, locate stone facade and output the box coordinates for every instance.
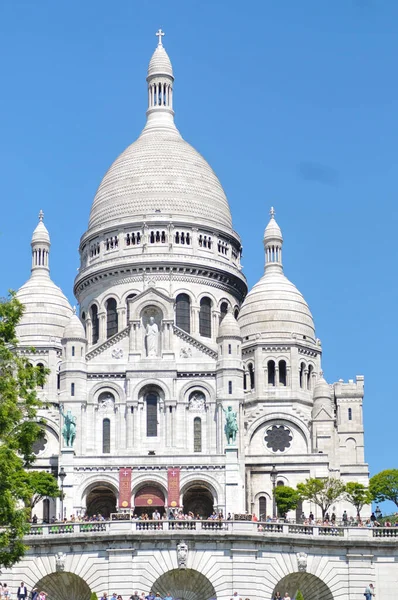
[6,31,396,599]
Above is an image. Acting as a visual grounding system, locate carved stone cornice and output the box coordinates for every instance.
[86,327,129,361]
[173,325,217,359]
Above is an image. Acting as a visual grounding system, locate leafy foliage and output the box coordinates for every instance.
[345,482,371,517]
[296,477,346,518]
[296,592,305,600]
[369,469,398,508]
[90,594,98,600]
[16,470,60,511]
[0,292,55,568]
[273,485,300,517]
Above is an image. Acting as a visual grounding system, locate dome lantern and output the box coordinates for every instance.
[143,29,178,137]
[31,210,50,275]
[263,207,283,274]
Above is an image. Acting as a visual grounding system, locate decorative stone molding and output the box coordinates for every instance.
[173,326,217,359]
[86,327,129,360]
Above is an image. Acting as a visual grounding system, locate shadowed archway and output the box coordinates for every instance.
[152,568,216,600]
[35,572,91,600]
[273,573,333,600]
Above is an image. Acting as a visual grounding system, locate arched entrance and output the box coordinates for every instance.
[35,572,91,600]
[183,484,214,518]
[134,484,165,517]
[273,573,333,600]
[152,568,216,600]
[86,485,117,518]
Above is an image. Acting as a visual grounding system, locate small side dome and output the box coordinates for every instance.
[63,310,86,340]
[217,312,241,339]
[313,374,332,400]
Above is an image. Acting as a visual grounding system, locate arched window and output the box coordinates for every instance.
[248,363,255,390]
[126,293,137,322]
[146,393,158,437]
[234,307,239,320]
[243,370,247,391]
[259,496,267,521]
[268,360,275,386]
[103,418,110,453]
[71,382,75,396]
[307,365,314,390]
[176,294,191,333]
[57,365,61,390]
[299,362,306,389]
[43,498,50,523]
[219,301,228,323]
[106,298,118,338]
[277,480,285,487]
[348,408,352,421]
[81,311,86,334]
[37,363,45,389]
[91,305,99,344]
[279,360,287,386]
[194,417,202,452]
[199,297,212,337]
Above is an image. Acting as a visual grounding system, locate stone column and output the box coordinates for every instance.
[99,311,106,343]
[86,317,92,346]
[118,307,126,330]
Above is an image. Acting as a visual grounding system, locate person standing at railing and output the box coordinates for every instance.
[364,583,375,599]
[17,582,27,600]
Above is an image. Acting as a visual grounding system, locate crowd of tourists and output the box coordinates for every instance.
[0,582,47,600]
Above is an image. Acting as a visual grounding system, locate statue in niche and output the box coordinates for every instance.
[60,405,77,447]
[189,391,206,412]
[55,551,67,572]
[145,316,159,357]
[222,406,238,445]
[297,551,308,572]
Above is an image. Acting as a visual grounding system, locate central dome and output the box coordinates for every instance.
[87,36,233,233]
[88,131,232,231]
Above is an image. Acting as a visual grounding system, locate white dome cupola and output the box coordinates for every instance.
[16,212,73,346]
[238,208,315,343]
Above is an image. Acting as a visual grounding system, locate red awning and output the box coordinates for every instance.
[134,486,165,507]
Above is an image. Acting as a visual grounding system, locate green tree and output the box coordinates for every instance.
[296,477,346,519]
[345,482,371,518]
[16,470,60,514]
[0,292,49,568]
[369,469,398,508]
[90,594,98,600]
[296,592,305,600]
[274,485,300,518]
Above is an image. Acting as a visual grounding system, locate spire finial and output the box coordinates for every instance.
[156,28,165,47]
[39,209,44,222]
[269,206,275,219]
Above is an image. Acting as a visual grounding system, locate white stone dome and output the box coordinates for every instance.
[88,129,233,231]
[31,219,50,245]
[238,270,315,342]
[16,272,73,346]
[63,311,86,340]
[87,34,233,233]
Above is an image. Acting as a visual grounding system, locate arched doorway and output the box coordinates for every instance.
[152,568,216,600]
[34,572,91,600]
[183,484,214,518]
[272,573,333,600]
[134,484,165,517]
[86,485,117,518]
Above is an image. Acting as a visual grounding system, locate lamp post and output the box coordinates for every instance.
[270,465,278,519]
[59,467,66,522]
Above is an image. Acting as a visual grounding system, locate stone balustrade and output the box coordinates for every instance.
[24,520,398,539]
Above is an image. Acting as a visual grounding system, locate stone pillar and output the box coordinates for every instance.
[59,447,75,520]
[86,318,92,346]
[225,446,244,516]
[99,311,106,343]
[118,307,126,330]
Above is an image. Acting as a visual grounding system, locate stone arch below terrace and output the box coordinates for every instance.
[273,572,333,600]
[34,572,91,600]
[152,568,216,600]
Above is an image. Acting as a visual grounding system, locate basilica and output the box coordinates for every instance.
[15,32,368,524]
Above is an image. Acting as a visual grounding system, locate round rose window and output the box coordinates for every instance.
[264,425,292,452]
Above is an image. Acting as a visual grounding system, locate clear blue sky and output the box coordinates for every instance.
[1,1,397,513]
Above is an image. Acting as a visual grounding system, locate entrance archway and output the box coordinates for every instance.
[152,568,216,600]
[273,573,333,600]
[134,484,165,517]
[35,572,91,600]
[183,484,214,518]
[86,485,117,518]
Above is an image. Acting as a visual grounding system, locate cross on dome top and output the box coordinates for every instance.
[156,28,165,46]
[269,206,275,219]
[39,209,44,222]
